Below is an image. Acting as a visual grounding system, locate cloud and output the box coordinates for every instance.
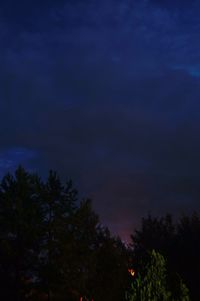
[0,147,37,177]
[1,0,200,239]
[149,0,197,10]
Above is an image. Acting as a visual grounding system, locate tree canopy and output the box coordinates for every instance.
[0,167,129,301]
[131,213,200,300]
[1,167,199,300]
[126,250,190,301]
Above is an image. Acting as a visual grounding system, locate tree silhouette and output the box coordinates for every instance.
[0,167,43,300]
[0,167,129,301]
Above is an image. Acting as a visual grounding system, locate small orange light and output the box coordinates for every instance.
[128,268,135,277]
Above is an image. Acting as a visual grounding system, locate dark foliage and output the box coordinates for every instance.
[0,166,198,300]
[0,167,129,301]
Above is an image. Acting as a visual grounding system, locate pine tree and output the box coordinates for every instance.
[0,167,43,300]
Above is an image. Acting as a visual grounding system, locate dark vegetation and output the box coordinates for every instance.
[0,167,199,300]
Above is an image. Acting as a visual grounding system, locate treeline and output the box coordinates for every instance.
[0,167,129,301]
[0,167,199,300]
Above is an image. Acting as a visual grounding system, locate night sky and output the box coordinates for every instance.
[1,0,200,241]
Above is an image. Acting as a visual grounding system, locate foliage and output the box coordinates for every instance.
[89,231,130,301]
[0,166,129,301]
[126,250,171,301]
[0,166,195,301]
[126,250,190,301]
[131,214,198,300]
[0,167,43,300]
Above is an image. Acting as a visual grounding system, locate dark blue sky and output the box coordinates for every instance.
[1,0,200,241]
